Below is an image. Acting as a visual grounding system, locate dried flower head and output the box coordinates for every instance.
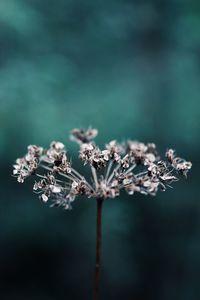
[70,127,98,144]
[13,127,192,209]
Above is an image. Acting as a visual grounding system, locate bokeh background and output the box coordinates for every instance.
[0,0,199,299]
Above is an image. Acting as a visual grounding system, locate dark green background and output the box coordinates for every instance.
[0,0,199,299]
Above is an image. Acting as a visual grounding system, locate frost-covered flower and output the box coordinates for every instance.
[33,173,63,202]
[97,180,120,199]
[13,128,192,210]
[13,158,30,183]
[12,127,193,300]
[79,144,110,169]
[71,127,98,144]
[105,140,123,162]
[27,145,44,158]
[166,149,176,163]
[120,154,130,169]
[128,141,148,164]
[43,141,71,173]
[166,149,192,176]
[79,143,95,163]
[13,145,43,183]
[173,160,192,176]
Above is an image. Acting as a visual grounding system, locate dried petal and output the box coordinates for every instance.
[41,194,48,202]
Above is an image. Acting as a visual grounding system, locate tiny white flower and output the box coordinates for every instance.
[72,181,79,189]
[128,189,134,195]
[102,150,110,161]
[25,153,33,162]
[41,194,48,202]
[50,185,62,193]
[160,175,177,182]
[17,176,24,183]
[13,169,19,175]
[144,153,156,165]
[52,141,65,151]
[123,178,132,185]
[13,164,21,170]
[81,143,94,151]
[33,183,39,190]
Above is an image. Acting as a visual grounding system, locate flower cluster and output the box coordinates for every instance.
[44,141,72,173]
[13,145,44,183]
[13,127,192,209]
[33,173,63,202]
[70,128,98,144]
[79,143,110,169]
[166,149,192,176]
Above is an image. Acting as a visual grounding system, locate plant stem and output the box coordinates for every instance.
[94,198,103,300]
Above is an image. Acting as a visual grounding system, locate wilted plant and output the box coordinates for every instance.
[13,128,192,300]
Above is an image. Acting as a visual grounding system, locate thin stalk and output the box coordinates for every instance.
[71,167,95,192]
[40,164,75,181]
[40,164,95,193]
[91,166,98,189]
[71,167,84,180]
[35,173,70,185]
[124,164,136,174]
[94,198,103,300]
[107,164,121,183]
[105,160,113,181]
[135,171,148,177]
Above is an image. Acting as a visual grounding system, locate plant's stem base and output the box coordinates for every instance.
[93,198,103,300]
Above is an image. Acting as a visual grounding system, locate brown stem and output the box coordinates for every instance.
[93,198,103,300]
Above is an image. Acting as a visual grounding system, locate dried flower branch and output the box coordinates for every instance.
[13,128,192,207]
[12,128,192,300]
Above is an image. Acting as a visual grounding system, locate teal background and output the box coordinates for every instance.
[0,0,199,299]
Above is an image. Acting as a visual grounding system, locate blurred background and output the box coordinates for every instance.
[0,0,199,299]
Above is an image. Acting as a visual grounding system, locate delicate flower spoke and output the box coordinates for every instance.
[124,164,136,174]
[71,168,84,180]
[107,164,121,183]
[91,166,99,189]
[40,164,75,182]
[105,160,113,181]
[135,171,148,177]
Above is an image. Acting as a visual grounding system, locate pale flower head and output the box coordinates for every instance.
[13,128,192,210]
